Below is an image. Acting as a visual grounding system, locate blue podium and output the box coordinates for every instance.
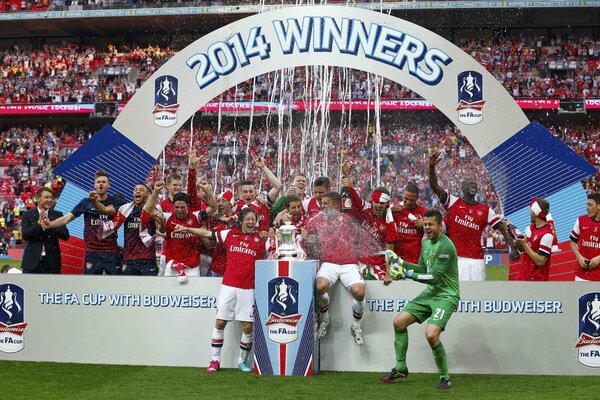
[254,259,319,376]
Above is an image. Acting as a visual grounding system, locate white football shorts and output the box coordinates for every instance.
[458,257,486,281]
[317,262,364,289]
[216,284,255,322]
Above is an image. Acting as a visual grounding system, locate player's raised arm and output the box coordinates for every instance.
[198,181,217,215]
[144,181,164,215]
[253,152,282,201]
[428,152,448,206]
[187,148,202,210]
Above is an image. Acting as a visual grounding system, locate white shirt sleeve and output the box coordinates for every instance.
[446,193,459,209]
[216,229,231,245]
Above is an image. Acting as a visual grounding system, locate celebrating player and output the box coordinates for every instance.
[340,163,390,282]
[304,191,366,346]
[385,183,427,282]
[174,208,269,373]
[95,183,159,276]
[381,210,459,390]
[144,181,216,281]
[570,193,600,281]
[513,198,554,281]
[302,177,331,217]
[159,149,204,213]
[232,152,282,231]
[429,152,518,281]
[272,195,310,230]
[270,172,310,220]
[43,170,125,275]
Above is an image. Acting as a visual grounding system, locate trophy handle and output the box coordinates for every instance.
[294,236,306,260]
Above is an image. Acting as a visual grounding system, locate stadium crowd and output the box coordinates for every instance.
[1,29,599,280]
[0,43,174,104]
[1,34,600,104]
[2,118,599,252]
[1,0,523,13]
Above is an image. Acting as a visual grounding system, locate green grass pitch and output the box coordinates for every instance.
[0,361,596,400]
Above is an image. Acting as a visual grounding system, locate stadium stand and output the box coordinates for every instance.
[1,35,599,104]
[0,1,599,261]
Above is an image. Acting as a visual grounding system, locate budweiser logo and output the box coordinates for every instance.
[0,322,28,336]
[265,313,302,327]
[152,103,180,114]
[575,333,600,348]
[456,99,486,111]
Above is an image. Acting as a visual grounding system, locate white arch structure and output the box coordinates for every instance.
[55,5,595,242]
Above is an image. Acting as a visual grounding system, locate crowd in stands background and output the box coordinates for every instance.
[1,118,598,250]
[1,35,600,104]
[1,31,599,249]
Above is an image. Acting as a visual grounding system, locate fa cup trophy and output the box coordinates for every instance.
[273,222,306,260]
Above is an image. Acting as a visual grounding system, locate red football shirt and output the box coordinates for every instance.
[385,205,427,264]
[216,228,267,289]
[163,211,207,268]
[302,197,322,218]
[345,185,387,267]
[517,223,553,281]
[306,211,358,265]
[570,215,600,281]
[445,194,501,259]
[205,214,236,276]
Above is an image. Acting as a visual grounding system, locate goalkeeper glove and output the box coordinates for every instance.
[389,263,406,280]
[385,250,404,267]
[386,250,413,280]
[389,265,415,281]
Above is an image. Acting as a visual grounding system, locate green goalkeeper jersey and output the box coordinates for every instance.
[403,233,460,300]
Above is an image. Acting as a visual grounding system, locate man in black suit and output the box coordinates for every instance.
[21,187,70,274]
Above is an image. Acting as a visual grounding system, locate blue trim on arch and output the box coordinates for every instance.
[53,124,156,201]
[505,182,588,243]
[482,121,596,216]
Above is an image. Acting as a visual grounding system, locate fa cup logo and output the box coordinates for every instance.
[266,277,302,344]
[576,293,600,367]
[1,286,21,322]
[153,75,180,128]
[0,284,28,353]
[582,294,600,332]
[270,279,297,315]
[456,71,485,125]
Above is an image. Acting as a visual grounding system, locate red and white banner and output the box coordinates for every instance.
[515,99,560,109]
[0,103,95,115]
[1,99,600,115]
[584,99,600,109]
